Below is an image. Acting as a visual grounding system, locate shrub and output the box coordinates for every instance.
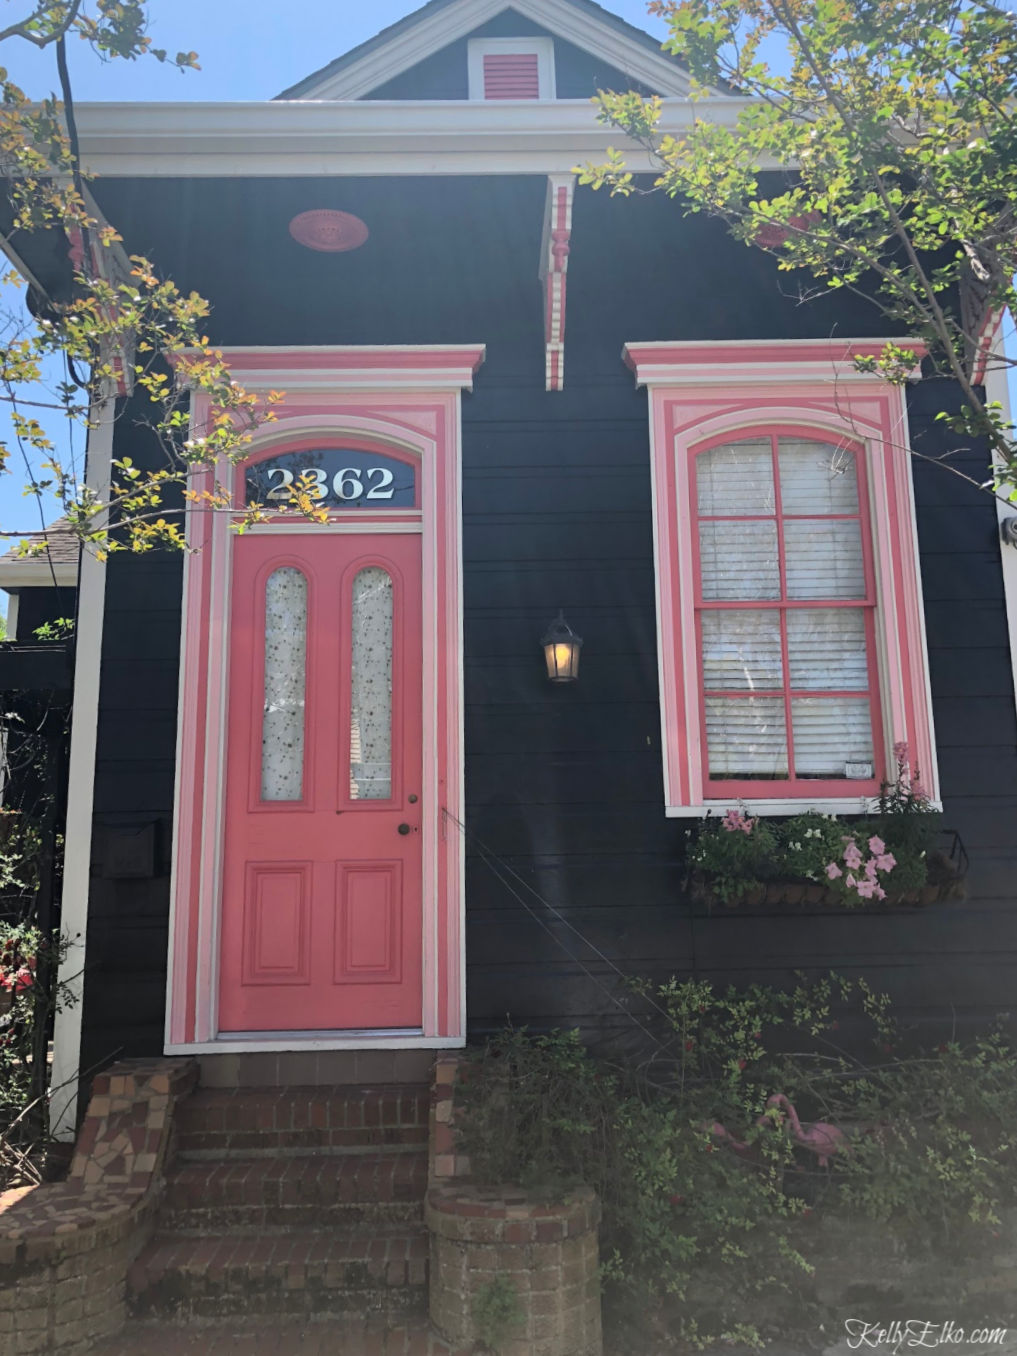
[0,917,75,1188]
[455,975,1017,1350]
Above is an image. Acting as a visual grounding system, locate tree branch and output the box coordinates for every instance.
[0,0,82,50]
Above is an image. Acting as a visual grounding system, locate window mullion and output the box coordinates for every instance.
[771,434,795,782]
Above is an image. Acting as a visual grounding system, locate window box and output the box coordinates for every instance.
[688,853,965,913]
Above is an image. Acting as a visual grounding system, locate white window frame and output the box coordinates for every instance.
[467,37,556,101]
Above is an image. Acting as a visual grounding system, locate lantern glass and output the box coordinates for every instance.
[541,612,582,683]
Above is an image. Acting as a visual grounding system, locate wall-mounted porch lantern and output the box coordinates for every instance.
[542,610,582,683]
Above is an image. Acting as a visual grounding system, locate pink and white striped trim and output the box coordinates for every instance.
[624,338,939,816]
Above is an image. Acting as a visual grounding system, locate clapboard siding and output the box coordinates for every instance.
[77,169,1017,1072]
[363,11,657,102]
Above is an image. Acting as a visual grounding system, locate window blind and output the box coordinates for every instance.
[697,435,876,784]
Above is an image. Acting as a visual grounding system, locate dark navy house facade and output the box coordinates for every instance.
[22,0,1017,1124]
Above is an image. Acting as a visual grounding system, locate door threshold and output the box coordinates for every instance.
[165,1031,466,1055]
[224,1027,424,1041]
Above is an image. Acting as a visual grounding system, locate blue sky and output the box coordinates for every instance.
[2,1,1013,553]
[11,1,672,102]
[0,1,670,546]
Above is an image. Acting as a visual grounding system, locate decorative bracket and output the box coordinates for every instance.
[540,174,575,392]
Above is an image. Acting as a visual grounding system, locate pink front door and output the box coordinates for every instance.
[218,532,423,1033]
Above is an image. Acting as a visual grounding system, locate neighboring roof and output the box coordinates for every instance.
[0,519,80,590]
[277,0,702,101]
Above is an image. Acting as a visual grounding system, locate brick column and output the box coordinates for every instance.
[426,1183,602,1356]
[0,1057,197,1354]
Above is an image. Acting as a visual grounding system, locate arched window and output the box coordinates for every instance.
[624,339,939,816]
[694,434,881,793]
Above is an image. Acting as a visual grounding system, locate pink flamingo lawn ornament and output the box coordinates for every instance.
[702,1094,850,1168]
[762,1093,849,1167]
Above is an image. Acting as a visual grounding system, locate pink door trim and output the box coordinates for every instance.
[166,346,484,1050]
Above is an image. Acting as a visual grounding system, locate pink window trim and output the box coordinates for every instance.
[622,339,938,815]
[166,345,485,1049]
[689,427,885,799]
[483,52,540,99]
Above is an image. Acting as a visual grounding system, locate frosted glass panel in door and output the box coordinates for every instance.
[350,567,394,800]
[261,567,308,802]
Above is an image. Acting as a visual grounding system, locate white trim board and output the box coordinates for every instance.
[167,1036,466,1055]
[289,0,697,101]
[0,563,78,589]
[666,800,944,819]
[49,396,112,1140]
[72,96,774,179]
[984,322,1017,724]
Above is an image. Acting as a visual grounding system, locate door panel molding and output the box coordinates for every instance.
[165,346,484,1050]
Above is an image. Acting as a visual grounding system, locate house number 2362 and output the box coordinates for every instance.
[265,466,396,502]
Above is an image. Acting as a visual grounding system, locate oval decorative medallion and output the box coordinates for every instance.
[288,209,369,253]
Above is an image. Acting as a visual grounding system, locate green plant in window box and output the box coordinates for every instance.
[687,747,963,909]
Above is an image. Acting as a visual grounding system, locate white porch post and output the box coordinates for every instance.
[49,390,113,1139]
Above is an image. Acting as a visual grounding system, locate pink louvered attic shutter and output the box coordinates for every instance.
[483,52,541,99]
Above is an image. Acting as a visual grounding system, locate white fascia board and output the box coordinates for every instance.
[296,0,695,101]
[0,563,78,588]
[73,96,770,179]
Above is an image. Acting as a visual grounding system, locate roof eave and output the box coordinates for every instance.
[73,96,777,178]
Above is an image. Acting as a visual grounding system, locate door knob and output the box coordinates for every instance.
[398,823,412,835]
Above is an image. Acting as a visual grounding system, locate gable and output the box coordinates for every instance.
[361,11,657,102]
[278,0,697,101]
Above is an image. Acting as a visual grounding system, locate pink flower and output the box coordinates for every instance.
[911,780,926,800]
[876,853,896,872]
[722,809,754,835]
[893,741,909,763]
[868,836,886,856]
[825,862,843,880]
[845,873,857,888]
[873,886,886,900]
[855,878,876,899]
[844,840,863,871]
[865,858,879,881]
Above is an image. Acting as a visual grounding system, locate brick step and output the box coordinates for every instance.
[174,1085,429,1157]
[162,1151,428,1229]
[128,1225,429,1322]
